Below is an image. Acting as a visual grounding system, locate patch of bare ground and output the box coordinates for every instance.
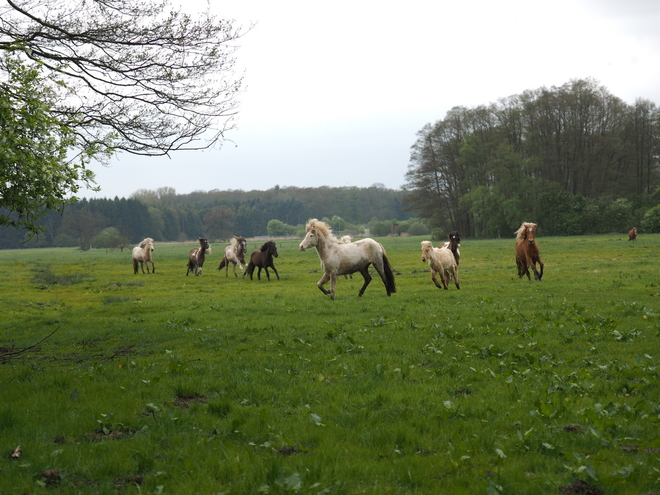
[559,480,604,495]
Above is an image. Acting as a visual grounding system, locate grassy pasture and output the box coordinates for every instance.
[0,234,659,494]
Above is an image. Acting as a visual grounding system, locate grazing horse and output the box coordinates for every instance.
[628,227,637,242]
[217,236,247,277]
[244,240,280,281]
[299,219,396,300]
[132,238,155,274]
[515,222,544,281]
[421,241,460,290]
[186,238,211,276]
[442,231,461,266]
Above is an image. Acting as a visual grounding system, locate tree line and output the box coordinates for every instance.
[403,78,660,237]
[0,185,418,250]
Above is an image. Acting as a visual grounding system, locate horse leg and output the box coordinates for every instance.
[527,256,541,281]
[270,263,280,281]
[441,270,449,290]
[150,261,155,274]
[317,272,331,296]
[133,259,138,274]
[257,266,262,280]
[329,273,338,300]
[453,266,460,290]
[538,258,544,281]
[430,269,443,289]
[232,261,238,278]
[357,267,372,297]
[264,267,270,281]
[140,261,146,274]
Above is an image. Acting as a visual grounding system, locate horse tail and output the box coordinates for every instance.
[381,250,397,295]
[133,257,138,274]
[217,256,227,270]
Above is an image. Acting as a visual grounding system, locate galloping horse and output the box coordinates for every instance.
[421,241,460,290]
[299,219,396,300]
[515,222,544,281]
[186,238,211,276]
[443,231,461,265]
[628,227,637,241]
[244,240,280,281]
[132,238,155,274]
[217,236,247,277]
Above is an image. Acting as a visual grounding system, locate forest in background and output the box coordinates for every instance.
[403,78,660,237]
[0,185,419,250]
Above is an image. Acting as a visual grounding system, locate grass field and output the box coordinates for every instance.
[1,234,659,494]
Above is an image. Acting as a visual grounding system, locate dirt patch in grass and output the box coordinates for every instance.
[559,480,603,495]
[173,394,207,408]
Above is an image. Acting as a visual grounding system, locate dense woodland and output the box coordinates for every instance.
[0,186,417,249]
[404,78,660,237]
[4,78,660,249]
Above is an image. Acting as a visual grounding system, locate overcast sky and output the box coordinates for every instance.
[83,0,660,199]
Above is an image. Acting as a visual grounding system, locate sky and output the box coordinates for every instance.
[83,0,660,199]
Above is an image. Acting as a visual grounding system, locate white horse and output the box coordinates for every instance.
[421,240,460,290]
[132,238,155,274]
[299,219,396,300]
[217,236,247,277]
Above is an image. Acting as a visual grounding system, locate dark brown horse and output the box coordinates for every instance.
[445,231,461,266]
[515,222,543,281]
[186,238,210,276]
[244,240,280,281]
[628,227,637,241]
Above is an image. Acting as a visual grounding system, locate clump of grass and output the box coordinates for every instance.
[102,297,134,305]
[32,268,87,286]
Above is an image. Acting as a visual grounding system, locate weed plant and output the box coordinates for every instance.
[0,235,659,494]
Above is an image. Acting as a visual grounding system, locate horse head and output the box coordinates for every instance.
[263,241,278,258]
[199,238,210,253]
[515,222,537,245]
[421,241,433,262]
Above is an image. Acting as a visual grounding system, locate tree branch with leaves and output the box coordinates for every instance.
[0,0,247,233]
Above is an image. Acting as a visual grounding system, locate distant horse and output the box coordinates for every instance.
[421,241,460,290]
[186,238,211,276]
[628,227,637,242]
[244,240,280,281]
[217,236,247,277]
[442,231,461,266]
[299,218,396,300]
[132,238,155,274]
[515,222,544,281]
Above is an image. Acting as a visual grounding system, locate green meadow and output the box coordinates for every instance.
[1,234,659,494]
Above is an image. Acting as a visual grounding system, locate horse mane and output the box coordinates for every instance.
[139,237,154,248]
[260,240,275,251]
[515,222,536,241]
[230,237,239,248]
[306,218,333,239]
[306,219,342,247]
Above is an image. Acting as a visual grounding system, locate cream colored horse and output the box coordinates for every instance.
[299,219,396,300]
[217,236,247,277]
[132,237,155,274]
[421,240,460,290]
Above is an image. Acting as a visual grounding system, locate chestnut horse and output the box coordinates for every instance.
[244,240,280,281]
[628,227,637,241]
[186,238,211,276]
[515,222,543,281]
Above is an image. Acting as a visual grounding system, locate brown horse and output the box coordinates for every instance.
[443,231,461,266]
[244,240,280,281]
[628,227,637,241]
[515,222,544,281]
[186,238,211,276]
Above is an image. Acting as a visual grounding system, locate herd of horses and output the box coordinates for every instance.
[131,219,639,300]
